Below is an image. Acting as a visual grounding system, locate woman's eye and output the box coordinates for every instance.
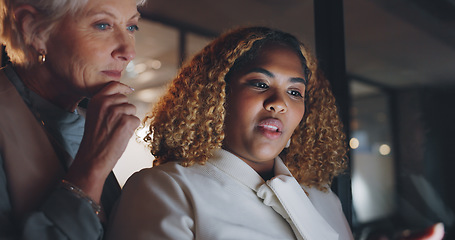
[250,82,269,89]
[95,23,110,30]
[127,25,139,32]
[288,90,303,98]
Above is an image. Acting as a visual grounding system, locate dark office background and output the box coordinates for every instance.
[3,0,455,239]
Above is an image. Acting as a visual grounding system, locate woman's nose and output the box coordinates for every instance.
[264,91,287,113]
[112,31,136,62]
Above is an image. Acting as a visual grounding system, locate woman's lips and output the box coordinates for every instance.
[257,118,283,140]
[102,70,122,80]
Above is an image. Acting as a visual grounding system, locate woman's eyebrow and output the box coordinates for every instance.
[290,77,307,86]
[246,67,274,77]
[246,67,307,85]
[86,10,140,21]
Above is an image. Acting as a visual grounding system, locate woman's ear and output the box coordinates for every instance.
[14,5,47,52]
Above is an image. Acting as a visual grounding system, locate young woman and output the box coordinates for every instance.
[107,26,353,240]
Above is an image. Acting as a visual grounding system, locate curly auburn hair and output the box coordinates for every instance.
[143,26,348,190]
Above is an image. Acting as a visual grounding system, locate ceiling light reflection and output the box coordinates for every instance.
[126,61,135,72]
[149,60,162,69]
[379,144,391,155]
[134,63,147,74]
[350,138,360,149]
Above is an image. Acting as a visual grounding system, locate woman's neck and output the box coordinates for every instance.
[259,168,275,181]
[222,147,276,181]
[14,65,82,112]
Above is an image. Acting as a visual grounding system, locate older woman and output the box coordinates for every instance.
[0,0,144,238]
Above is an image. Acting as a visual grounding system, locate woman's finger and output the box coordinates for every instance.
[97,81,134,96]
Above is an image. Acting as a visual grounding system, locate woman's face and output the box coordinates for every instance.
[223,43,307,170]
[44,0,140,97]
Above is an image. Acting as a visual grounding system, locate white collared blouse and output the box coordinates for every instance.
[107,149,353,240]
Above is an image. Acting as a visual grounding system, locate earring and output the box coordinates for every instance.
[285,139,291,148]
[38,49,46,64]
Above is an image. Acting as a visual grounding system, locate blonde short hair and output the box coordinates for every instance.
[144,26,348,190]
[0,0,145,67]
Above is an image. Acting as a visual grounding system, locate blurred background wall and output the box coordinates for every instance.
[3,0,454,238]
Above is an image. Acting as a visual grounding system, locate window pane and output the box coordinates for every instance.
[350,81,396,224]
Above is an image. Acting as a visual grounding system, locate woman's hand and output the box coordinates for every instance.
[65,81,140,202]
